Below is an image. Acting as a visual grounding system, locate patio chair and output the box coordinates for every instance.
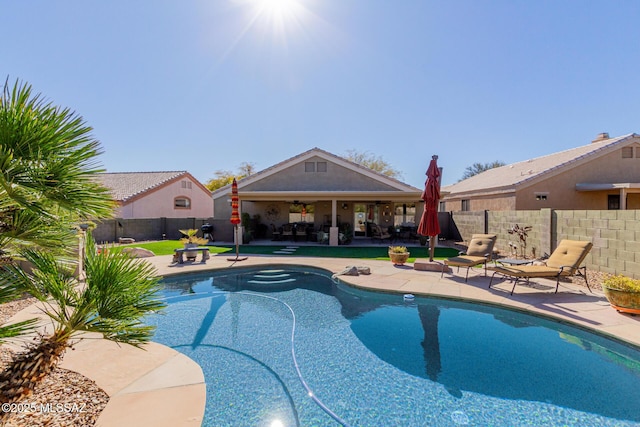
[281,224,294,240]
[317,231,329,244]
[488,239,593,295]
[270,224,282,241]
[441,234,497,282]
[371,224,392,243]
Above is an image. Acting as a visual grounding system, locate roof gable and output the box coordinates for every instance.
[443,133,639,196]
[95,171,210,202]
[211,147,421,197]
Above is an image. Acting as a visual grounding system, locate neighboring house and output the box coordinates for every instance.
[441,133,640,212]
[95,171,213,219]
[210,148,424,245]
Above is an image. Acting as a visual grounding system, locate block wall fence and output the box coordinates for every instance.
[451,209,640,279]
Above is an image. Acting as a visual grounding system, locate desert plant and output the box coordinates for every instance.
[0,78,115,343]
[388,245,410,265]
[0,233,166,404]
[178,229,208,246]
[602,275,640,292]
[507,224,532,258]
[601,275,640,314]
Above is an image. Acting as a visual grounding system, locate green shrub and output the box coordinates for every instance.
[388,246,408,254]
[602,275,640,292]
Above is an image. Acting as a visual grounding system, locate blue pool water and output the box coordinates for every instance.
[147,266,640,427]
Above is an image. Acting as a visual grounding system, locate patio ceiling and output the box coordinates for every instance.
[238,190,423,203]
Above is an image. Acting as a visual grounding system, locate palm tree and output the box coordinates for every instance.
[0,233,166,403]
[0,78,116,341]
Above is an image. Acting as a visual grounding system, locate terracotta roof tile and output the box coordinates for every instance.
[94,171,188,201]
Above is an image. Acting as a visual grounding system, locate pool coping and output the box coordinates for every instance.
[8,254,640,427]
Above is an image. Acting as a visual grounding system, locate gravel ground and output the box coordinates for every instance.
[0,296,108,427]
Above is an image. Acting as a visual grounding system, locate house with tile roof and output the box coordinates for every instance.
[441,133,640,211]
[210,148,425,245]
[95,171,213,219]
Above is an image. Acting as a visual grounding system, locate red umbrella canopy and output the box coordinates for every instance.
[230,178,241,225]
[417,156,441,237]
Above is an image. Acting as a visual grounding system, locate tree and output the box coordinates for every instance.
[0,78,115,342]
[0,233,165,403]
[460,161,506,181]
[345,149,402,179]
[0,78,114,252]
[205,162,256,191]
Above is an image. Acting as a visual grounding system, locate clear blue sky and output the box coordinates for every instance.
[3,0,639,187]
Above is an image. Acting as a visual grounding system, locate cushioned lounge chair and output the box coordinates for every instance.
[488,239,593,295]
[442,234,497,282]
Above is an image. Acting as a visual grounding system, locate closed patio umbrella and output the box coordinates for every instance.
[417,155,441,261]
[228,178,247,262]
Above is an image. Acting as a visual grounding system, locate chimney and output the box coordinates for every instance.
[592,132,610,143]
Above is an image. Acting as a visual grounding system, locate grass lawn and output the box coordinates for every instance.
[114,240,459,262]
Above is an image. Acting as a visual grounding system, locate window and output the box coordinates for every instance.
[393,203,416,226]
[288,203,314,223]
[535,193,548,201]
[305,161,327,172]
[608,195,620,210]
[461,199,470,211]
[439,201,446,212]
[622,147,633,158]
[174,197,191,209]
[181,180,192,189]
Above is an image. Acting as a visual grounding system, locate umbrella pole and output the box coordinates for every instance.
[429,236,436,262]
[228,224,248,262]
[235,225,239,258]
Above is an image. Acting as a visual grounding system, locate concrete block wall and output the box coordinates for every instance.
[92,217,215,243]
[451,209,640,279]
[554,209,639,279]
[448,211,485,243]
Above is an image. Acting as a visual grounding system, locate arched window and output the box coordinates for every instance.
[174,197,191,209]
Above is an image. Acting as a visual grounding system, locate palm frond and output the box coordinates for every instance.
[0,318,39,343]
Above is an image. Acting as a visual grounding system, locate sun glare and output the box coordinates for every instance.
[245,0,306,37]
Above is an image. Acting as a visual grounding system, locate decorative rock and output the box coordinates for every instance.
[121,247,155,258]
[332,265,371,278]
[414,260,450,272]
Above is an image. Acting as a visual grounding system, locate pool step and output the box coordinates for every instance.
[248,269,296,286]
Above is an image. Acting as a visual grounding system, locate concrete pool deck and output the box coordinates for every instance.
[9,253,640,426]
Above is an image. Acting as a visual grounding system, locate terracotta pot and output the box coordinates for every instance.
[388,251,410,265]
[602,286,640,315]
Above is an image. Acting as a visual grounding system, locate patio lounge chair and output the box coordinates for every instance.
[488,239,593,295]
[442,234,497,282]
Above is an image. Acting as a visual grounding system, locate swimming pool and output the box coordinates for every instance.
[147,266,640,427]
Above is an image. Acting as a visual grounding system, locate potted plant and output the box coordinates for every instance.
[179,229,209,261]
[601,275,640,315]
[388,246,410,265]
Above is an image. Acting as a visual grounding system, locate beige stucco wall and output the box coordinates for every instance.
[442,194,516,212]
[243,156,400,192]
[443,140,640,211]
[117,177,213,219]
[516,144,640,210]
